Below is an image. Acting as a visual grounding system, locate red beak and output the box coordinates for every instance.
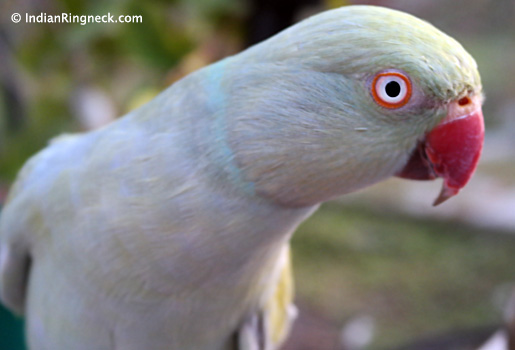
[396,96,484,206]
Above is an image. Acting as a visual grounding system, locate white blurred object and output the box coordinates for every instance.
[477,287,515,350]
[477,330,508,350]
[341,173,515,232]
[340,314,375,350]
[71,86,117,130]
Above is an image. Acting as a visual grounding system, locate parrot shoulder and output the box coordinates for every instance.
[237,245,297,350]
[0,132,83,314]
[0,154,40,314]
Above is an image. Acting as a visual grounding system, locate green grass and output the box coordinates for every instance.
[291,202,515,348]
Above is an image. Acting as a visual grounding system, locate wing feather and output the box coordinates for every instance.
[237,245,297,350]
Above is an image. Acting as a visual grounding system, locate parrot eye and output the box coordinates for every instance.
[371,71,412,109]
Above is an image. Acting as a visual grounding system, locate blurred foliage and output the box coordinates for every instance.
[0,0,246,180]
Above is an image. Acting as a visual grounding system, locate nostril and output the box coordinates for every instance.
[458,97,470,106]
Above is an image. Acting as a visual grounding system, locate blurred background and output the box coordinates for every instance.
[1,0,514,349]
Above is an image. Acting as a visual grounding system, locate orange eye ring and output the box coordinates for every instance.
[371,71,412,109]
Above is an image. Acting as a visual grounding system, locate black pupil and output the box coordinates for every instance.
[385,81,401,97]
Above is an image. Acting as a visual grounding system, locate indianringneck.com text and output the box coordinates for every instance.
[11,12,142,25]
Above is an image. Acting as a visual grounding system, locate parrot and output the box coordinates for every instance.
[0,5,484,350]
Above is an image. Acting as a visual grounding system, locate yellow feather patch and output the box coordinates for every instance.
[263,245,296,348]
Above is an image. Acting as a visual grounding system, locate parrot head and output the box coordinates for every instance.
[223,5,484,207]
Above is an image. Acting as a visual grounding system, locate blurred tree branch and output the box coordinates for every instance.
[245,0,321,46]
[0,28,25,132]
